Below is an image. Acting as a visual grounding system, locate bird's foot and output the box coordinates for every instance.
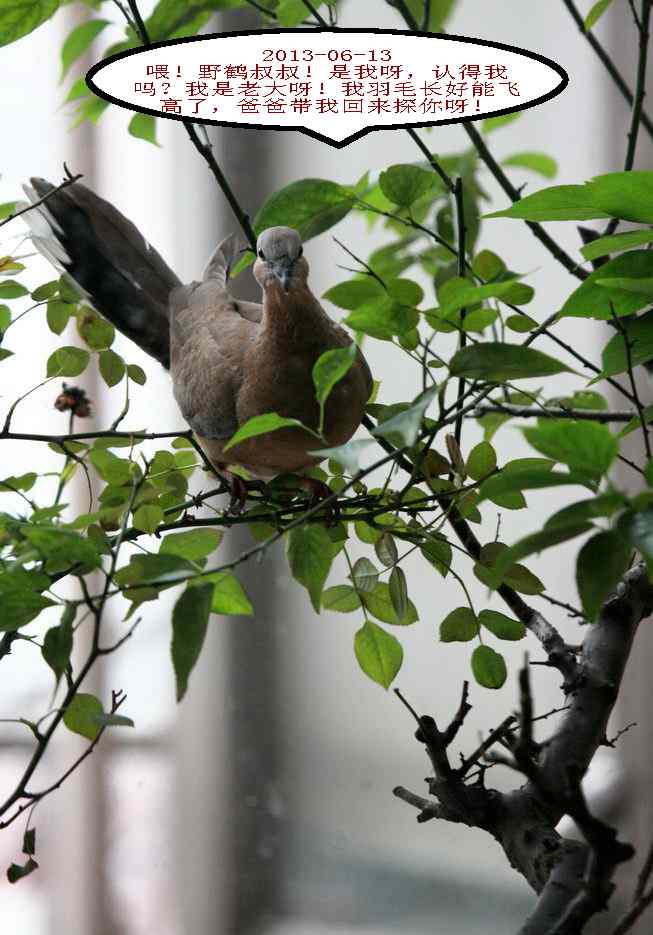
[298,476,339,526]
[220,470,266,515]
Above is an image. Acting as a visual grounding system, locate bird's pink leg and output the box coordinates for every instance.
[217,467,266,515]
[297,477,339,526]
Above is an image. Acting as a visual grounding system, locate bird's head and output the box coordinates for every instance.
[253,226,307,293]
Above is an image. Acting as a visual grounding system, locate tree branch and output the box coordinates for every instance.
[394,563,653,935]
[560,0,653,142]
[472,403,640,423]
[123,0,257,250]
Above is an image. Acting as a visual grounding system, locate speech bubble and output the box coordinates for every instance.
[87,28,568,149]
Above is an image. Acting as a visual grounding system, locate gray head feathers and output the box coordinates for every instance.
[257,227,303,262]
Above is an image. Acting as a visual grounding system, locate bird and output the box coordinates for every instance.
[22,178,373,509]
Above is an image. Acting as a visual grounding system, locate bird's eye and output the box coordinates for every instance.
[258,249,265,260]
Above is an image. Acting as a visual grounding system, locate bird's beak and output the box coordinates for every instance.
[270,258,294,292]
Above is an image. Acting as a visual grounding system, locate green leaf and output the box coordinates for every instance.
[92,713,135,728]
[580,228,653,261]
[472,249,506,280]
[375,532,398,568]
[471,645,507,689]
[491,523,592,586]
[144,0,234,41]
[485,185,608,222]
[546,492,626,528]
[127,363,146,385]
[502,153,558,178]
[478,610,526,640]
[202,571,253,615]
[46,299,72,335]
[389,567,408,621]
[354,620,403,689]
[77,308,114,349]
[22,828,35,856]
[345,296,418,340]
[421,536,452,576]
[0,201,18,220]
[506,313,538,333]
[23,526,101,572]
[361,582,418,626]
[63,693,103,741]
[560,250,653,319]
[479,468,592,506]
[584,0,614,28]
[585,171,653,223]
[64,75,90,104]
[436,277,524,319]
[132,504,164,534]
[576,530,631,621]
[322,584,361,612]
[379,164,437,207]
[7,858,38,884]
[620,403,653,438]
[0,0,59,48]
[0,471,36,492]
[599,312,653,377]
[350,557,379,593]
[60,18,109,79]
[223,412,310,452]
[287,525,335,612]
[0,280,28,298]
[98,349,125,387]
[597,275,653,296]
[323,277,384,311]
[523,421,617,477]
[42,604,74,688]
[171,584,213,702]
[276,0,317,25]
[46,345,90,377]
[404,0,455,30]
[128,112,159,145]
[483,113,521,134]
[440,606,479,642]
[450,343,572,381]
[160,528,221,561]
[115,553,196,588]
[254,179,354,243]
[0,348,14,362]
[372,385,438,447]
[89,448,134,485]
[0,570,54,632]
[309,439,372,474]
[0,304,10,332]
[313,343,356,432]
[466,441,497,480]
[474,542,544,594]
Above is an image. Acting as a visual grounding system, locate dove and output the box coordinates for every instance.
[23,179,372,506]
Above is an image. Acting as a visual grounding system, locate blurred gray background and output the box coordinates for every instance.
[0,1,650,933]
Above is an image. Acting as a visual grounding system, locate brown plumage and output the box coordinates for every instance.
[170,227,372,478]
[22,182,372,479]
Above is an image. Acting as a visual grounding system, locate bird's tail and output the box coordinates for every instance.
[22,178,180,368]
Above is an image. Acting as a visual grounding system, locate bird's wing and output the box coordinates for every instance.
[169,237,261,441]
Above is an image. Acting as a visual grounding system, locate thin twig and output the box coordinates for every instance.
[452,177,467,449]
[0,166,82,230]
[610,306,652,458]
[472,403,639,423]
[123,0,257,251]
